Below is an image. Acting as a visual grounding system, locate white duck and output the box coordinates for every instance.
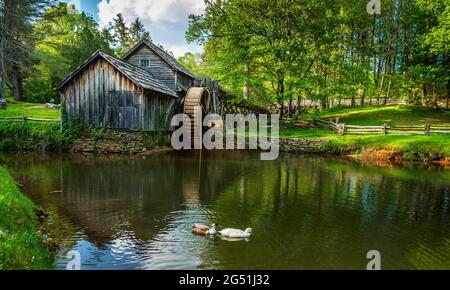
[219,228,253,238]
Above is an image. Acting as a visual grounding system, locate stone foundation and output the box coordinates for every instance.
[71,129,171,155]
[279,138,330,153]
[71,131,331,155]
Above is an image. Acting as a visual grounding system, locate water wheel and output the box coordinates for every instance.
[183,87,212,147]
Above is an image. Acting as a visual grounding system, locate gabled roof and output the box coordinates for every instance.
[57,50,177,98]
[123,39,196,79]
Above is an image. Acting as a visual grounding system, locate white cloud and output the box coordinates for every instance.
[97,0,205,57]
[167,45,192,58]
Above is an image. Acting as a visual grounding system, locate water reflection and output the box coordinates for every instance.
[1,152,450,269]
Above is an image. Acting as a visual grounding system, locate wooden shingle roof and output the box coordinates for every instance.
[123,39,196,79]
[57,50,177,98]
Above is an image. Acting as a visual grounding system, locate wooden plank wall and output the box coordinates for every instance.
[177,72,195,90]
[62,58,144,130]
[143,91,177,132]
[125,46,177,91]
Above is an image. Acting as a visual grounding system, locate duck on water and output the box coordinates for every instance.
[192,223,218,235]
[192,223,253,239]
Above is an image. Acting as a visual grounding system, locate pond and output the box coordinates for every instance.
[2,151,450,270]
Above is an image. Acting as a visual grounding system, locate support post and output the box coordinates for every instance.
[425,124,430,136]
[339,123,346,135]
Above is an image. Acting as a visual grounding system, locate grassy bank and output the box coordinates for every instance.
[305,105,450,126]
[0,101,83,151]
[282,105,450,159]
[0,101,67,151]
[0,166,53,269]
[0,102,61,119]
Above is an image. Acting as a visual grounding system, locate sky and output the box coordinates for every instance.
[65,0,204,58]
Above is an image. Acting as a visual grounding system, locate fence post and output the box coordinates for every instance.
[22,116,26,123]
[339,123,346,135]
[425,124,430,136]
[383,123,388,135]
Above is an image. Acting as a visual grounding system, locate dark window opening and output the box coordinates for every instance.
[140,58,150,69]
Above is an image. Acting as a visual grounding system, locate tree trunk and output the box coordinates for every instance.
[422,84,428,107]
[288,96,293,117]
[295,96,301,116]
[432,85,438,109]
[447,78,450,110]
[243,82,249,100]
[11,65,23,102]
[360,84,366,106]
[278,79,285,119]
[243,65,249,100]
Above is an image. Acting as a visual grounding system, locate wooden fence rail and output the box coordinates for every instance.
[314,119,450,136]
[0,116,61,123]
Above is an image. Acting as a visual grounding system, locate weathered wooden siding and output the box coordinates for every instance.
[125,46,177,91]
[62,58,144,130]
[143,91,177,132]
[62,57,177,132]
[177,72,195,89]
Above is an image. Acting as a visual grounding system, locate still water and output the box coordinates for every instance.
[2,151,450,270]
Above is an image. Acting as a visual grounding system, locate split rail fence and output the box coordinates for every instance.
[314,119,450,136]
[0,116,61,123]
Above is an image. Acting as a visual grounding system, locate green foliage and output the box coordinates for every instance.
[142,132,171,147]
[61,117,84,145]
[0,101,82,151]
[187,0,450,113]
[109,14,151,56]
[0,138,15,151]
[0,166,53,270]
[26,3,115,103]
[0,122,61,151]
[90,128,115,143]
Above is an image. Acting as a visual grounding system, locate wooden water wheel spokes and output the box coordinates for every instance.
[183,87,212,147]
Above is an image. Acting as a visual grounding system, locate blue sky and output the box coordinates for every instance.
[66,0,99,20]
[63,0,204,57]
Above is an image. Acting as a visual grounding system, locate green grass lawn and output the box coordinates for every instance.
[305,105,450,126]
[283,105,450,157]
[0,166,53,269]
[0,101,60,119]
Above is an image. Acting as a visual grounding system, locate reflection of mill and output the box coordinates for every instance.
[180,151,250,207]
[8,153,450,269]
[56,152,247,246]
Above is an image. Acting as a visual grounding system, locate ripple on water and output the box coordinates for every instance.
[6,152,450,270]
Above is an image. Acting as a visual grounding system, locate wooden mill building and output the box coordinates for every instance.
[57,40,198,132]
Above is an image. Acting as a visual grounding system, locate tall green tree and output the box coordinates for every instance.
[110,14,151,56]
[28,3,113,102]
[0,0,53,101]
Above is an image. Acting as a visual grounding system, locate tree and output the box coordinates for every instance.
[130,18,151,46]
[28,3,114,102]
[110,14,151,56]
[0,0,53,101]
[187,0,449,113]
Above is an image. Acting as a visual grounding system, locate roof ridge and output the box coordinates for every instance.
[58,49,177,97]
[99,50,157,77]
[123,39,196,79]
[100,52,177,97]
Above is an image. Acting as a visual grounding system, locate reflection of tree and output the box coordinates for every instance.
[4,152,252,246]
[3,152,450,269]
[208,156,450,269]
